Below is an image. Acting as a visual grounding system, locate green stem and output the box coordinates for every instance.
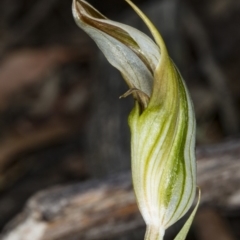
[145,225,165,240]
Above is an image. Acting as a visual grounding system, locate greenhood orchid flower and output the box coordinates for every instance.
[72,1,200,239]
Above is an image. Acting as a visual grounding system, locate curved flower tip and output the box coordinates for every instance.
[72,1,199,239]
[72,0,161,109]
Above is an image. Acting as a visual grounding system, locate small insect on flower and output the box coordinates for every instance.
[72,1,200,239]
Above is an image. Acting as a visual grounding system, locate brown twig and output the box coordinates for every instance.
[182,6,239,135]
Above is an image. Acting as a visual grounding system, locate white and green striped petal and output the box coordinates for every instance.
[72,1,199,239]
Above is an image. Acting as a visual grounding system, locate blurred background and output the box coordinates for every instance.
[0,0,240,239]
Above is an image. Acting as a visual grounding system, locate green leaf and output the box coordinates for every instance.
[174,189,201,240]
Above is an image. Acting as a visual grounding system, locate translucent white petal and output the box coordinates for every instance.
[72,0,162,97]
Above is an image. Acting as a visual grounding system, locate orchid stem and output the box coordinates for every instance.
[145,225,165,240]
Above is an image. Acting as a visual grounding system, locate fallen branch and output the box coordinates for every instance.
[1,139,240,240]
